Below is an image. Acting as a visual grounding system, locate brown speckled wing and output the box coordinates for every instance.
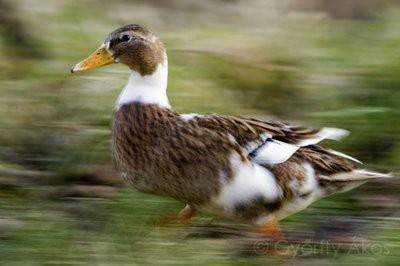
[189,114,318,146]
[185,114,354,175]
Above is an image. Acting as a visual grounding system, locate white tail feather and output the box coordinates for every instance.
[352,170,393,179]
[328,149,363,164]
[298,127,349,147]
[320,169,393,182]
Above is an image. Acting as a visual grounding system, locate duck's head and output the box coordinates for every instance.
[71,24,165,76]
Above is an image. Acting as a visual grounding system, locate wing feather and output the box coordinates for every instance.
[183,113,351,166]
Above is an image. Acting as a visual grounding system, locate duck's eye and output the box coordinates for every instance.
[121,35,131,42]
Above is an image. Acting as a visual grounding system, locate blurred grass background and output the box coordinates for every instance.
[0,0,399,265]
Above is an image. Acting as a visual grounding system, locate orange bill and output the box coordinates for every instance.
[71,44,116,73]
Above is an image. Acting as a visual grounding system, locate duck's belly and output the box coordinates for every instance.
[120,171,155,193]
[274,193,319,221]
[119,167,222,204]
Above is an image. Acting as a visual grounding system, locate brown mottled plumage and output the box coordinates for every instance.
[112,103,236,204]
[112,103,359,214]
[72,24,391,236]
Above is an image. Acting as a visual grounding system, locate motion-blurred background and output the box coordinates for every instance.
[0,0,399,265]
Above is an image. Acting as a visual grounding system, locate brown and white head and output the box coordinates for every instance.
[71,24,169,109]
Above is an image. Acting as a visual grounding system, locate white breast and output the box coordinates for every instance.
[115,57,170,110]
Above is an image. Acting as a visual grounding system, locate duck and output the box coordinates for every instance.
[71,24,391,238]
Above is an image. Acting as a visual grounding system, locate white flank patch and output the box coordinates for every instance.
[180,113,203,122]
[328,149,363,164]
[298,127,349,147]
[214,154,282,213]
[252,139,299,165]
[115,56,170,110]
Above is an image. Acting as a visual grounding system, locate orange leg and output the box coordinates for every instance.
[256,218,284,240]
[150,204,196,227]
[254,218,292,256]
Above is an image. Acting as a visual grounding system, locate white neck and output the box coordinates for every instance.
[115,60,170,110]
